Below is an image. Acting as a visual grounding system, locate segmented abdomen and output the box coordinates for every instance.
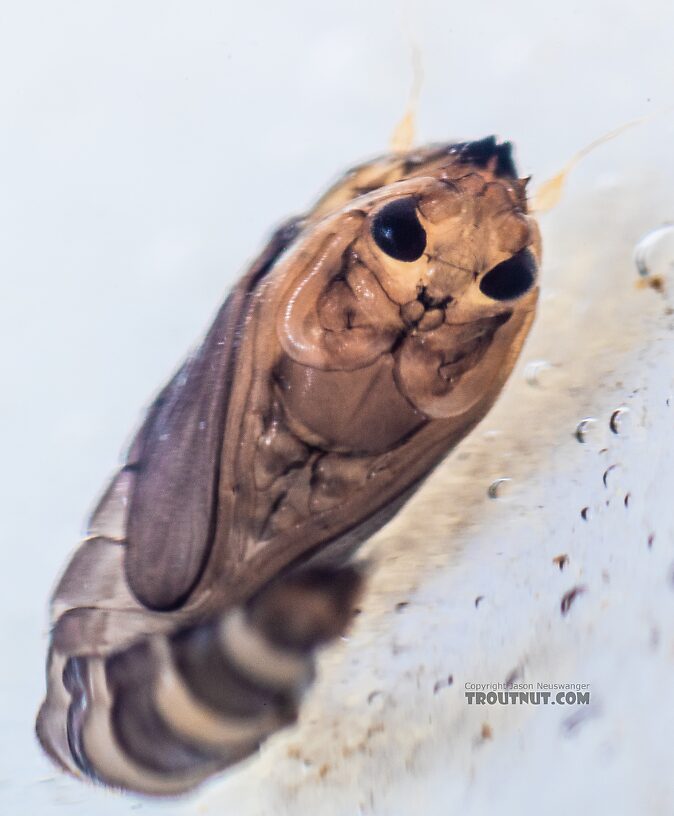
[37,565,361,795]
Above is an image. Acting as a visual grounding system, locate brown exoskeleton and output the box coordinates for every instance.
[37,136,541,795]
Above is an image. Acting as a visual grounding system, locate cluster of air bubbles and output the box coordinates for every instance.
[633,223,674,279]
[575,406,630,443]
[571,402,633,521]
[498,349,635,511]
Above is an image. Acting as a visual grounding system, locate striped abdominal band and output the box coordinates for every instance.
[36,566,362,795]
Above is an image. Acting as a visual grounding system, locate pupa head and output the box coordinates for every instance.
[275,137,540,424]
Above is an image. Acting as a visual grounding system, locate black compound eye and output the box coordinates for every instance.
[371,197,426,262]
[480,248,536,301]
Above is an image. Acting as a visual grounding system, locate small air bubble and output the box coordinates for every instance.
[603,464,620,488]
[633,222,674,278]
[575,418,597,443]
[609,407,630,434]
[524,359,556,387]
[488,477,512,498]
